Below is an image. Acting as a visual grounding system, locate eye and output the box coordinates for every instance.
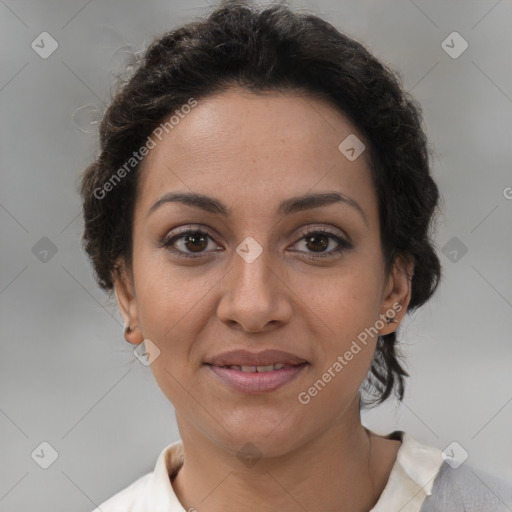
[160,225,352,260]
[290,227,352,260]
[160,227,221,259]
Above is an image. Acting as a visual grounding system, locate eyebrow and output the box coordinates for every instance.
[147,191,368,226]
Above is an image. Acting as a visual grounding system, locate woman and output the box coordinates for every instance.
[80,1,511,510]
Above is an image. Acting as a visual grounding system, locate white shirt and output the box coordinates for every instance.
[92,430,445,512]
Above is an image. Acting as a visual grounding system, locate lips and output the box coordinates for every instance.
[205,349,309,393]
[206,349,308,368]
[223,363,292,373]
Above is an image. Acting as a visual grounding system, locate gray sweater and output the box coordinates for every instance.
[420,460,512,511]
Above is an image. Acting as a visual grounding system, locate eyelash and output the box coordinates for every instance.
[160,226,352,260]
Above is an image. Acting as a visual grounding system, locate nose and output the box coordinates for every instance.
[216,242,293,333]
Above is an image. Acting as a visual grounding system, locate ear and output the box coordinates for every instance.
[378,253,414,336]
[113,257,143,345]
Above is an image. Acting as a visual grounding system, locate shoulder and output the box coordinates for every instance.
[90,440,185,512]
[370,430,446,511]
[421,460,512,511]
[371,430,512,512]
[90,472,153,512]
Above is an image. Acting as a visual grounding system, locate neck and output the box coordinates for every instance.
[172,402,394,512]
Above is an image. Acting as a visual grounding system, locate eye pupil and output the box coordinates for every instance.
[185,233,208,252]
[306,234,329,252]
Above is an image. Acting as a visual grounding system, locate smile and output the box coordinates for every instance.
[221,363,294,372]
[206,362,308,393]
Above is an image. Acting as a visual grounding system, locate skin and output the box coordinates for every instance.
[114,87,414,511]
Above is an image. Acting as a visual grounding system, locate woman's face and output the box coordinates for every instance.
[115,88,411,456]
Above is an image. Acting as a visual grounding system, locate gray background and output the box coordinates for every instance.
[1,0,511,511]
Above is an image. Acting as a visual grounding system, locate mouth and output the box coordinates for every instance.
[205,348,308,368]
[204,350,309,393]
[211,363,300,372]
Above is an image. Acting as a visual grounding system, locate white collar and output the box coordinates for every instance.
[370,431,444,511]
[147,440,185,510]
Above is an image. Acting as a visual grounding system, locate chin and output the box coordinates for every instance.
[213,410,308,457]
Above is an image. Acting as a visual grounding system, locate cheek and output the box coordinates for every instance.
[131,259,201,386]
[304,264,383,339]
[297,284,380,419]
[136,268,200,407]
[300,264,383,391]
[133,248,208,337]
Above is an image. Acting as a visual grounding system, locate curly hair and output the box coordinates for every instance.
[79,0,441,408]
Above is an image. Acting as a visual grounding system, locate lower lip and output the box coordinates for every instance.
[207,364,308,393]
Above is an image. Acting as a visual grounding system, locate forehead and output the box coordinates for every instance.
[135,88,376,220]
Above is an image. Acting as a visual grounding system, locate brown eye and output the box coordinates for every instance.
[181,232,209,252]
[304,233,330,252]
[161,228,220,259]
[291,228,352,260]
